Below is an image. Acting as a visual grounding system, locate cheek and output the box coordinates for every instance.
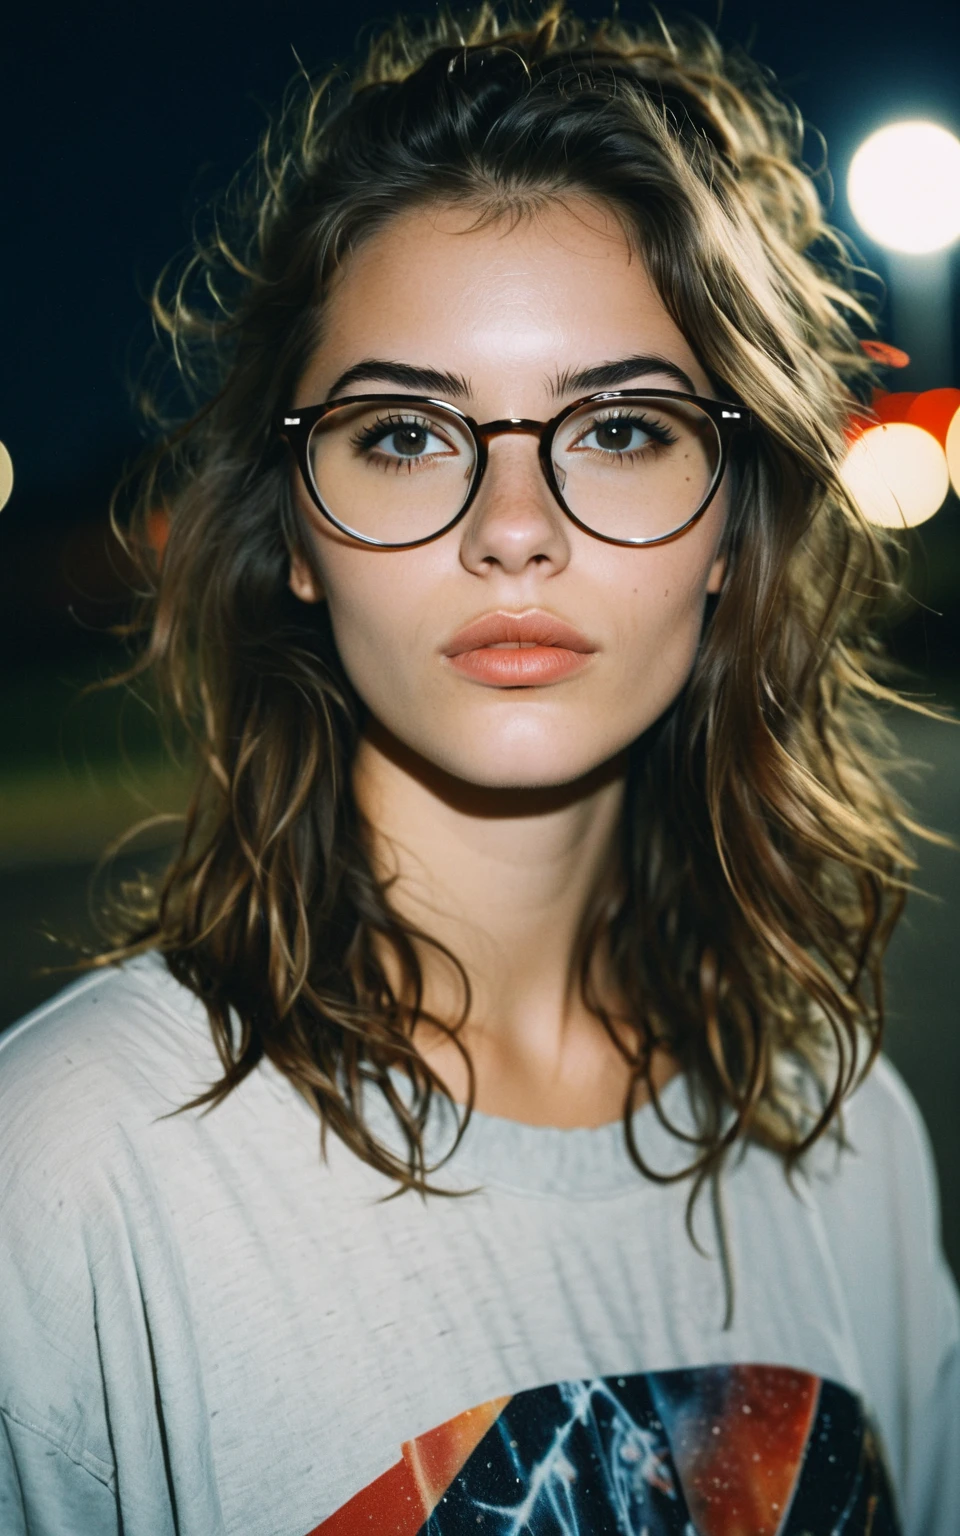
[608,542,721,711]
[315,550,431,704]
[622,525,723,642]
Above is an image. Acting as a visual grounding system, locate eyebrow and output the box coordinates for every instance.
[324,352,698,402]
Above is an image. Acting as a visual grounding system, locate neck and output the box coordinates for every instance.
[352,719,649,1126]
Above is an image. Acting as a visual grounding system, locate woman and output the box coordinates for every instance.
[1,5,957,1533]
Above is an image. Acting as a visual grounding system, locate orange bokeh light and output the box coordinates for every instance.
[859,340,910,369]
[906,388,960,446]
[146,508,170,560]
[872,390,918,423]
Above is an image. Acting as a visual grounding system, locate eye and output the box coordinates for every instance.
[572,412,677,456]
[350,413,458,465]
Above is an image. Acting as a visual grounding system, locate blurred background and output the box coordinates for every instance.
[1,0,958,1277]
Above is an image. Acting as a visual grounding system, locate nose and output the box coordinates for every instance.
[457,426,572,577]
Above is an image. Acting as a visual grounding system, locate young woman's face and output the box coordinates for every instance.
[290,197,728,789]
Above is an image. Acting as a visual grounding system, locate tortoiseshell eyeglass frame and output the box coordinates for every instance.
[277,389,755,550]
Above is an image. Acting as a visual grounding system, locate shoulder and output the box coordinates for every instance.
[0,953,239,1345]
[808,1053,943,1237]
[806,1061,960,1526]
[803,1052,958,1397]
[0,954,223,1178]
[0,957,232,1501]
[846,1051,935,1158]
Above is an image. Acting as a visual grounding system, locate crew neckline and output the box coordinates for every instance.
[356,1066,702,1200]
[133,950,704,1201]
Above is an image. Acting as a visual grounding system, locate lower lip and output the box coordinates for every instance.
[446,646,593,685]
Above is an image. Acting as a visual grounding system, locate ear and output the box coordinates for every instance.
[706,552,726,595]
[288,546,325,605]
[289,548,325,604]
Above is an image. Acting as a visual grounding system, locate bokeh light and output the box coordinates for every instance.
[0,443,13,513]
[906,388,960,445]
[840,422,949,527]
[873,391,918,423]
[946,408,960,496]
[848,122,960,253]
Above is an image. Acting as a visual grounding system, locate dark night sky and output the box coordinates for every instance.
[2,0,958,531]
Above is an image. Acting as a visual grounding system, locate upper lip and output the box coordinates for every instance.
[443,610,596,657]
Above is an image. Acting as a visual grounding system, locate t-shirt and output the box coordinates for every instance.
[0,952,957,1536]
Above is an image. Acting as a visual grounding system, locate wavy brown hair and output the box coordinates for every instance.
[96,0,940,1200]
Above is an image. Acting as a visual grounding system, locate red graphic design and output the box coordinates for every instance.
[308,1363,898,1535]
[311,1396,510,1536]
[656,1365,819,1535]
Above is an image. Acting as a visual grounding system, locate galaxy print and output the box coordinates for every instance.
[311,1363,900,1535]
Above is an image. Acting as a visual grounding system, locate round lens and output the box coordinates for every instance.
[552,395,722,543]
[307,399,477,545]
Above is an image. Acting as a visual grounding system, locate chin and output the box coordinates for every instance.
[415,724,633,797]
[361,692,656,798]
[448,757,592,792]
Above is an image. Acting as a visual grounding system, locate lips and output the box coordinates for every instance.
[442,610,596,687]
[443,611,595,657]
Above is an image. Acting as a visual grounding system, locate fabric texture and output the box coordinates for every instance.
[0,952,957,1535]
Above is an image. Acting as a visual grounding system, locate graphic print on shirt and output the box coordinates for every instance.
[310,1363,899,1535]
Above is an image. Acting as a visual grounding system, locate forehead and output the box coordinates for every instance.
[303,196,708,399]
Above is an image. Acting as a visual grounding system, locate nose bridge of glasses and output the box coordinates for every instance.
[474,417,545,445]
[468,416,566,529]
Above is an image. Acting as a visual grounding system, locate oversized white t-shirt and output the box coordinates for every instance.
[0,951,957,1535]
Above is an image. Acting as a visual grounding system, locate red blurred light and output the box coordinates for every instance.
[906,388,960,446]
[872,391,919,423]
[860,341,911,369]
[146,509,170,560]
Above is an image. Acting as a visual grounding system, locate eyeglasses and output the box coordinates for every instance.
[277,389,754,550]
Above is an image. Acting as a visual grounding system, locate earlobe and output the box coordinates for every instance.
[706,553,726,595]
[289,549,324,604]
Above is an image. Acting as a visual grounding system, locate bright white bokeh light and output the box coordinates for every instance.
[840,423,949,527]
[946,406,960,496]
[848,121,960,253]
[0,442,12,513]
